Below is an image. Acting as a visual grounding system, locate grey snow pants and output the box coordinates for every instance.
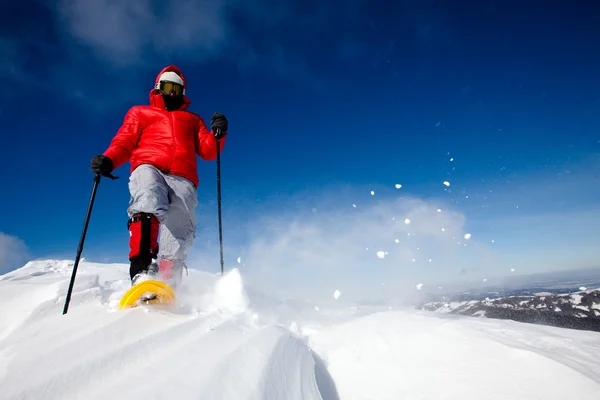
[128,164,198,270]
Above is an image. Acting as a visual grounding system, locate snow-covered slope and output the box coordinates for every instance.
[2,260,600,399]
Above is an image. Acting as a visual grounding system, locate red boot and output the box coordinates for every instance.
[128,212,160,282]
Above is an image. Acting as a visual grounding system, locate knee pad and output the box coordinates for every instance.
[128,212,159,264]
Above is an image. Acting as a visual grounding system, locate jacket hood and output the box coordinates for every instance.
[149,65,191,111]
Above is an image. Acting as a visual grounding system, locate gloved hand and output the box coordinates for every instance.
[210,112,228,139]
[90,154,114,175]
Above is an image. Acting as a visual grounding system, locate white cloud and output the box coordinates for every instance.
[187,191,499,305]
[0,233,30,275]
[185,155,600,304]
[57,0,230,66]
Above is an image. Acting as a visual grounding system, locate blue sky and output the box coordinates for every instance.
[1,0,599,295]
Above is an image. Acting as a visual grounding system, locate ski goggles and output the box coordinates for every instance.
[158,81,184,96]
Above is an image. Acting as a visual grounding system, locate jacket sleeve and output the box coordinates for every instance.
[103,107,142,169]
[195,116,225,160]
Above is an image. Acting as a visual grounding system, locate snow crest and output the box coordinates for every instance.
[2,260,600,399]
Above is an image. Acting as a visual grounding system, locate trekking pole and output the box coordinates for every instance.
[63,171,117,315]
[216,133,225,275]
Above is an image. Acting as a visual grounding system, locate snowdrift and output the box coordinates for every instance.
[1,260,600,399]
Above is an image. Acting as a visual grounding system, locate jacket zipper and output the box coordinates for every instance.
[167,112,175,173]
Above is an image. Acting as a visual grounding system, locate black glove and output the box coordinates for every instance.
[91,154,114,175]
[210,112,228,139]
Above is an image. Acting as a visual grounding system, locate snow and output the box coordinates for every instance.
[310,312,600,400]
[2,260,600,399]
[376,251,386,259]
[571,294,583,304]
[395,184,402,189]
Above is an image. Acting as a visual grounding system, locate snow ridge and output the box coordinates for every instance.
[2,260,600,399]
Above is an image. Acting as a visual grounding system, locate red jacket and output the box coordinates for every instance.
[103,65,225,188]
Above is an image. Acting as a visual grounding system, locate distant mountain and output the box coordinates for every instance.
[418,289,600,332]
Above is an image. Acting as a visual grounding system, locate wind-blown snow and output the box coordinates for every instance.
[2,260,600,399]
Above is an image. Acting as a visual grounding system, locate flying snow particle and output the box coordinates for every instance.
[376,251,386,259]
[428,259,432,263]
[492,239,495,243]
[333,290,341,300]
[483,278,488,282]
[395,184,402,189]
[315,306,320,311]
[441,228,446,232]
[437,209,442,213]
[436,122,441,127]
[395,239,400,243]
[443,181,450,187]
[412,258,416,262]
[510,268,515,272]
[371,191,375,195]
[416,283,423,290]
[464,233,472,240]
[404,218,411,225]
[352,204,357,208]
[237,257,241,264]
[450,158,454,162]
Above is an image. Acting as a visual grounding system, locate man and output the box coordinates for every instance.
[90,65,228,289]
